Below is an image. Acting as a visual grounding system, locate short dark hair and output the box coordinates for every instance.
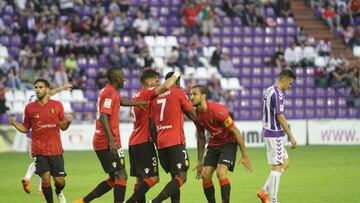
[279,69,296,80]
[34,78,50,87]
[140,68,160,84]
[107,67,122,82]
[191,85,208,96]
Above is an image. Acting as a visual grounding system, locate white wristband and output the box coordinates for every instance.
[173,71,181,78]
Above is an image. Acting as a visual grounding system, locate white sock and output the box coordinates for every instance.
[24,161,36,180]
[38,176,42,192]
[269,170,282,203]
[262,175,271,193]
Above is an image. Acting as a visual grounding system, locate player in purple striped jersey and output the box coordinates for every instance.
[257,69,297,203]
[21,83,73,195]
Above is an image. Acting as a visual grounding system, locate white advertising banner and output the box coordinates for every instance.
[10,120,308,152]
[308,119,360,145]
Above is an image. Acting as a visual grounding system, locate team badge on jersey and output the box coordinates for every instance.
[185,160,189,166]
[154,166,157,173]
[104,98,112,109]
[50,108,55,114]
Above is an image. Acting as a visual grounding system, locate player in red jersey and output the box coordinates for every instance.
[126,68,181,203]
[74,67,147,203]
[9,78,73,203]
[21,83,73,196]
[190,85,253,203]
[148,71,197,203]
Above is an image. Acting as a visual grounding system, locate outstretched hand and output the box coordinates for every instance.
[8,117,17,126]
[240,155,253,173]
[193,162,203,180]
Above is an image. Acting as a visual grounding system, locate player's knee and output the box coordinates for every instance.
[202,171,212,181]
[216,171,227,180]
[41,172,51,182]
[116,169,128,181]
[54,177,65,187]
[178,172,187,184]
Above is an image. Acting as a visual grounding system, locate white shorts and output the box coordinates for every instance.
[264,136,288,165]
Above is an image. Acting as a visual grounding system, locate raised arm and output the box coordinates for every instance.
[48,83,73,97]
[9,117,29,133]
[121,99,148,109]
[154,71,181,95]
[277,114,297,149]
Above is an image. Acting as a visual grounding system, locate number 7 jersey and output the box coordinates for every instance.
[151,87,193,149]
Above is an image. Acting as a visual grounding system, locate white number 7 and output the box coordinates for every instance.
[157,98,167,121]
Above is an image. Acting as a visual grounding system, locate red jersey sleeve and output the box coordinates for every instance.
[179,89,192,112]
[23,105,31,130]
[100,91,118,115]
[58,103,65,121]
[214,107,234,129]
[147,88,157,100]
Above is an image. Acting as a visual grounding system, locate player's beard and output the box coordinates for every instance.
[36,92,46,100]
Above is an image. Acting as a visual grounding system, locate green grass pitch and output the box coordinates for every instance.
[0,146,359,203]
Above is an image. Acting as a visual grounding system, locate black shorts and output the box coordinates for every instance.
[129,142,159,177]
[34,155,66,177]
[158,144,190,174]
[95,148,126,174]
[203,142,237,172]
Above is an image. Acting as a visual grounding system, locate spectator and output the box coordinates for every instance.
[182,2,199,37]
[177,43,189,72]
[210,44,222,68]
[1,57,19,75]
[148,13,160,36]
[348,0,360,19]
[271,45,286,69]
[108,44,122,67]
[101,13,115,35]
[109,0,120,13]
[338,5,351,30]
[119,0,130,13]
[95,67,107,89]
[91,11,103,34]
[244,2,262,27]
[64,53,79,73]
[188,42,204,67]
[222,0,236,18]
[55,33,70,56]
[349,25,360,48]
[167,47,180,67]
[295,27,308,45]
[5,67,22,90]
[284,42,301,67]
[0,18,5,34]
[349,66,360,106]
[328,62,351,87]
[316,39,331,56]
[300,41,316,67]
[276,0,294,17]
[199,0,216,38]
[132,11,149,36]
[322,4,338,31]
[59,0,77,15]
[134,33,146,54]
[342,26,354,44]
[138,0,150,17]
[92,1,105,15]
[207,75,223,101]
[0,72,7,114]
[54,63,69,87]
[219,52,236,77]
